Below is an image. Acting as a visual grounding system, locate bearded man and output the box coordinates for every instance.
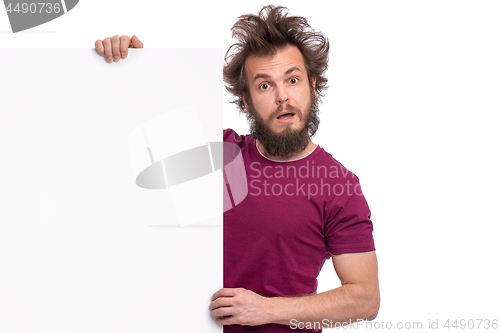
[96,5,379,333]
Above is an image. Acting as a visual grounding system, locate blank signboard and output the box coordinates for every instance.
[0,49,223,332]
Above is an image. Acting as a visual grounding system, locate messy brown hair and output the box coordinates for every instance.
[223,5,329,113]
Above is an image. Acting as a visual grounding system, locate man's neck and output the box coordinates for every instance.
[256,138,317,162]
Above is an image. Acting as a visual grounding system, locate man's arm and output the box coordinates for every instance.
[209,252,380,327]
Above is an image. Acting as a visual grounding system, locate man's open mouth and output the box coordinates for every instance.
[277,112,295,120]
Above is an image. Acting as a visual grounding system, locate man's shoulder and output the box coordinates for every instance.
[223,128,252,145]
[313,146,360,183]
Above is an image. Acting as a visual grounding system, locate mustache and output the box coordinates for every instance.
[270,104,303,120]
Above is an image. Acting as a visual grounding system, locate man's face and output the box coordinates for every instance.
[242,44,318,158]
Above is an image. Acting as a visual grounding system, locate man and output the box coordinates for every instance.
[96,6,379,332]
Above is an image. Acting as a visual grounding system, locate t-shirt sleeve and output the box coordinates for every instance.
[324,177,375,255]
[223,128,241,144]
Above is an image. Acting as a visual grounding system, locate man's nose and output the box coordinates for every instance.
[275,85,289,105]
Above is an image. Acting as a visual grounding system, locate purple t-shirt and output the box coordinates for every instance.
[223,129,375,333]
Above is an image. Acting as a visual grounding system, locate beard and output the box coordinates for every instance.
[246,92,320,159]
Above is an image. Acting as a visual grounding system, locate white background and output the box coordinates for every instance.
[1,0,499,332]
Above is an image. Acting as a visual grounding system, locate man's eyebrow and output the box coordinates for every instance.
[253,67,302,82]
[253,73,271,82]
[285,67,301,75]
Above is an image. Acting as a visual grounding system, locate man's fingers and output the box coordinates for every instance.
[211,288,237,301]
[209,297,233,311]
[102,37,113,63]
[215,316,238,326]
[211,306,236,318]
[94,40,105,57]
[94,35,142,63]
[119,35,131,59]
[111,35,121,62]
[130,35,144,48]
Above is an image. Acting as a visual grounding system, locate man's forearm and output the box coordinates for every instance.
[264,283,380,327]
[210,253,380,327]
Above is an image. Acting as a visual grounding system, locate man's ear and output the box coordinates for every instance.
[241,93,249,110]
[311,76,317,94]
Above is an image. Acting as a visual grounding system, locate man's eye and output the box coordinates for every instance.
[260,83,270,90]
[289,78,298,84]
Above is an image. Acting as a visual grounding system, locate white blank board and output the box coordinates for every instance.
[0,49,223,333]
